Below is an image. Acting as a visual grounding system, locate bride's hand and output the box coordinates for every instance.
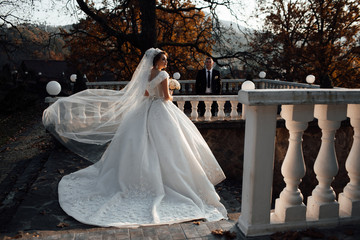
[165,95,173,101]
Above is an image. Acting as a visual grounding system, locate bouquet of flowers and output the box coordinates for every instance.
[169,72,181,91]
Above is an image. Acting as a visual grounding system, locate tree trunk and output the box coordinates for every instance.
[138,0,157,54]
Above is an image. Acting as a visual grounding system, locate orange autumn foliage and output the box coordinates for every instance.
[63,0,213,82]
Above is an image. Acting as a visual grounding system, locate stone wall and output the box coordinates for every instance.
[197,119,353,206]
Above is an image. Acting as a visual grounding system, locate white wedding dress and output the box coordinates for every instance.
[50,67,227,227]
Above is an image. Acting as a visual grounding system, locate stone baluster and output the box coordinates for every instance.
[105,102,115,121]
[78,104,87,123]
[234,83,239,91]
[190,100,199,121]
[204,100,213,121]
[307,104,347,220]
[189,84,193,94]
[230,100,238,120]
[222,83,227,93]
[63,102,73,123]
[339,104,360,217]
[176,101,185,114]
[259,82,265,89]
[217,100,226,120]
[180,83,185,93]
[274,104,314,222]
[94,102,102,123]
[229,83,233,92]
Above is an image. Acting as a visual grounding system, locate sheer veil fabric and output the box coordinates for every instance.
[43,48,228,227]
[43,48,163,162]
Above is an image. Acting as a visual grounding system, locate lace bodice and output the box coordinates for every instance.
[147,71,169,98]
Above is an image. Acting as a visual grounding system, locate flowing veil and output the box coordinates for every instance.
[43,48,163,162]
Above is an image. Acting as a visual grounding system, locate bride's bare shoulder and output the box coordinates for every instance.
[149,70,168,82]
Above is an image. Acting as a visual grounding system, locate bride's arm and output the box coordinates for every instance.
[161,78,173,101]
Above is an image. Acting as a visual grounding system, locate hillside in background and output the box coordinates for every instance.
[0,24,71,69]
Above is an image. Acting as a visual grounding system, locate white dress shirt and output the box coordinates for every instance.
[205,68,213,94]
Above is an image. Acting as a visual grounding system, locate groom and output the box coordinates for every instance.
[195,57,221,95]
[195,57,221,116]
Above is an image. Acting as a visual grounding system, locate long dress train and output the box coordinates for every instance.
[53,71,227,227]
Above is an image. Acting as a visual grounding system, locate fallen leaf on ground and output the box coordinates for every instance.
[57,222,69,228]
[211,229,236,239]
[211,229,224,235]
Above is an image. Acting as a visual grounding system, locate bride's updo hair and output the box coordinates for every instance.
[153,51,168,67]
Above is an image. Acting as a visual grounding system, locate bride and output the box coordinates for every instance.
[43,48,227,227]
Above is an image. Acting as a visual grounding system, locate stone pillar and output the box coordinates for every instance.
[339,104,360,217]
[190,100,199,121]
[230,100,238,120]
[78,104,86,123]
[307,104,347,220]
[176,101,185,113]
[63,102,73,123]
[217,100,226,120]
[94,102,102,123]
[274,104,314,222]
[238,104,278,235]
[204,100,213,121]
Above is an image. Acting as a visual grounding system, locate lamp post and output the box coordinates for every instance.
[173,72,180,80]
[46,81,61,97]
[306,74,315,85]
[45,81,61,106]
[259,71,266,79]
[70,74,77,93]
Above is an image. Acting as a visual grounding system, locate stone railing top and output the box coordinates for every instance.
[45,95,239,104]
[173,95,238,101]
[238,89,360,106]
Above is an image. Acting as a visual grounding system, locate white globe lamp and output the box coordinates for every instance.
[259,71,266,79]
[173,72,181,80]
[70,74,77,82]
[241,80,256,90]
[241,80,255,120]
[46,81,61,96]
[306,74,315,84]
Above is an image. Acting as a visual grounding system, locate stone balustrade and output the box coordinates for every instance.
[237,88,360,236]
[85,78,318,94]
[45,95,242,122]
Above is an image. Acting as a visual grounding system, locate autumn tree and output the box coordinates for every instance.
[251,0,360,88]
[1,0,37,61]
[63,0,216,81]
[0,1,67,69]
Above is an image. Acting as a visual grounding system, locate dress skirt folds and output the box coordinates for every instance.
[45,71,227,227]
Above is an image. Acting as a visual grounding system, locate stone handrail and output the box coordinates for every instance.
[86,79,318,94]
[238,89,360,236]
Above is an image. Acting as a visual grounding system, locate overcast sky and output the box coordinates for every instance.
[28,0,261,28]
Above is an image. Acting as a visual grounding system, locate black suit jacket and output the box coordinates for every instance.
[195,69,221,94]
